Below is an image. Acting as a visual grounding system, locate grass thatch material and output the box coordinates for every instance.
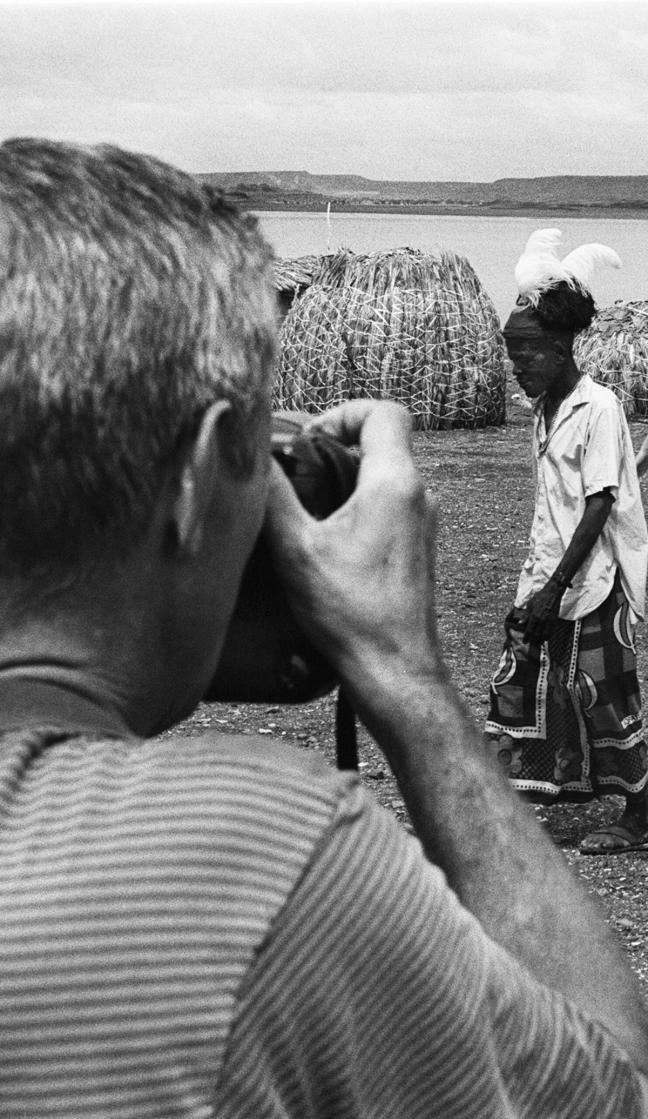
[275,248,506,430]
[573,301,648,418]
[274,254,332,322]
[274,255,323,294]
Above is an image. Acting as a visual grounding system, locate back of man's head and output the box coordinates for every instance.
[503,280,596,341]
[0,138,277,591]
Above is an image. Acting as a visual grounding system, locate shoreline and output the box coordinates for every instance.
[246,202,648,220]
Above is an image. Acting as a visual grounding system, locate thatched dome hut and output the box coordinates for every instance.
[573,300,648,418]
[273,255,324,320]
[274,247,506,430]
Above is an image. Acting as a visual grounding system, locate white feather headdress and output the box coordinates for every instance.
[514,228,621,307]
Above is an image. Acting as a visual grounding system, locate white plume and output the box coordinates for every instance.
[559,243,622,289]
[520,228,563,256]
[513,227,621,306]
[514,229,564,303]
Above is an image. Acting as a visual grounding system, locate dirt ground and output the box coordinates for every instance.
[166,377,648,998]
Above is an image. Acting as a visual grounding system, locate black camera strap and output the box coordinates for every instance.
[335,687,358,770]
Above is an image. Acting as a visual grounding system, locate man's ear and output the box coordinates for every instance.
[173,401,231,555]
[552,338,570,364]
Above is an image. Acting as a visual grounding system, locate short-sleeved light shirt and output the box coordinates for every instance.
[515,373,648,622]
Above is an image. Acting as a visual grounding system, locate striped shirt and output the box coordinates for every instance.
[0,679,644,1118]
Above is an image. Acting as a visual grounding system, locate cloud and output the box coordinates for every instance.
[1,1,648,178]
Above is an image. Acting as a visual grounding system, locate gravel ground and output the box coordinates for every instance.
[164,379,648,998]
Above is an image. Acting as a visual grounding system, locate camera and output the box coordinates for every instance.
[204,413,359,704]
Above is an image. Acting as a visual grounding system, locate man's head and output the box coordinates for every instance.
[502,281,596,398]
[0,139,277,594]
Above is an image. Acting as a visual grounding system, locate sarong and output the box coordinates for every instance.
[486,575,648,802]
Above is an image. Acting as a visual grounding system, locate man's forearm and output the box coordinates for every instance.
[346,655,648,1071]
[551,490,613,587]
[636,436,648,478]
[265,401,648,1070]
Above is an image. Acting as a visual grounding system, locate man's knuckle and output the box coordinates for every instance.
[366,465,423,509]
[397,468,427,507]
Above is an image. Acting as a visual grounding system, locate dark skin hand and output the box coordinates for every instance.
[523,489,615,644]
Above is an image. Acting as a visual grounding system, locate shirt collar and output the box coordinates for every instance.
[533,372,593,418]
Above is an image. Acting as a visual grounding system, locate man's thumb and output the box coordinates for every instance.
[263,459,313,552]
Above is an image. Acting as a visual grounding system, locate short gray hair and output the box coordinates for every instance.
[0,138,277,580]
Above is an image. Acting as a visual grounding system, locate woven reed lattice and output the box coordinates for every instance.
[274,249,506,430]
[574,301,648,419]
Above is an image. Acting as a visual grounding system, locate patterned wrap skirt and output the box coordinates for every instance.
[486,575,648,802]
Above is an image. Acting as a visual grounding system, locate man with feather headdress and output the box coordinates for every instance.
[486,230,648,855]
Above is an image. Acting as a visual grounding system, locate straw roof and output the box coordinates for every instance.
[273,255,323,294]
[275,247,506,430]
[573,300,648,417]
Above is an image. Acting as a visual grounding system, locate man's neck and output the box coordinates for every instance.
[0,570,171,738]
[0,627,148,732]
[544,362,582,428]
[0,670,134,738]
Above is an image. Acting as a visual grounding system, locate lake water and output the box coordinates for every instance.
[255,210,648,325]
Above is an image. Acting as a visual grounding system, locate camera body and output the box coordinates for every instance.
[204,414,359,704]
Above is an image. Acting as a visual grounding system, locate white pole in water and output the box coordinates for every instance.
[326,202,331,252]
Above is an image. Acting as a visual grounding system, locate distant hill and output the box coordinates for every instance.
[197,170,648,212]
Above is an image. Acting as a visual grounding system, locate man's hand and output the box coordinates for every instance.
[263,401,441,713]
[523,578,564,643]
[521,489,613,646]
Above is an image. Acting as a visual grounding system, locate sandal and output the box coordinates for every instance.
[580,823,648,855]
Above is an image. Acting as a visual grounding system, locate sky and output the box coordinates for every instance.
[1,0,648,182]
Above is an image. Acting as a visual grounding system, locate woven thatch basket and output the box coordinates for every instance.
[275,247,506,430]
[573,301,648,418]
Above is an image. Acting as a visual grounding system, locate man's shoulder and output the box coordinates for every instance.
[145,729,365,873]
[143,730,370,884]
[1,722,365,886]
[581,373,623,413]
[151,727,359,811]
[1,720,359,831]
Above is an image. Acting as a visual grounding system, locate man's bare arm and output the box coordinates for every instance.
[265,400,648,1072]
[636,433,648,478]
[523,489,614,643]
